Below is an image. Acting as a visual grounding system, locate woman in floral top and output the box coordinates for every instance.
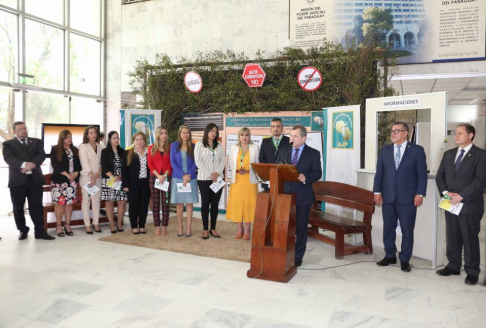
[50,129,81,237]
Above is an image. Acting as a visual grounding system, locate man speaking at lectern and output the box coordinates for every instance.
[277,125,322,267]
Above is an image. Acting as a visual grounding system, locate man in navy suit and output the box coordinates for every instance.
[259,118,290,190]
[436,124,486,286]
[373,122,427,272]
[277,125,322,267]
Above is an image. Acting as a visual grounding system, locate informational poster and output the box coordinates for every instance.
[119,109,161,148]
[289,0,485,64]
[182,113,224,132]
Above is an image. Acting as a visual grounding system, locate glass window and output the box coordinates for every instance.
[70,34,101,96]
[25,19,63,90]
[25,0,63,24]
[25,91,69,138]
[0,0,17,9]
[0,10,17,83]
[0,87,14,148]
[70,0,101,37]
[70,97,103,125]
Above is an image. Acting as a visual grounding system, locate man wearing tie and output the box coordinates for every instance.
[259,118,290,190]
[276,125,322,267]
[435,124,486,285]
[373,122,427,272]
[3,121,55,240]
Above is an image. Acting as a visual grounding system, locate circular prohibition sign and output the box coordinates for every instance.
[297,66,322,92]
[184,71,203,93]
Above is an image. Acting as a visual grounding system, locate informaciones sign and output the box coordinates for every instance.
[184,71,202,93]
[242,64,266,88]
[297,66,322,91]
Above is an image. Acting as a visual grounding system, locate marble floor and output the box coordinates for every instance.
[0,213,485,328]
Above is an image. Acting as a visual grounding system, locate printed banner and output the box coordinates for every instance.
[331,111,354,149]
[119,110,161,148]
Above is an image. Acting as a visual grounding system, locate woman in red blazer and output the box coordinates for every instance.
[148,126,172,236]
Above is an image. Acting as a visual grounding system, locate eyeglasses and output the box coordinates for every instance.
[391,129,406,134]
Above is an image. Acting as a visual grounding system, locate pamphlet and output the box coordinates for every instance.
[83,182,100,196]
[439,197,463,215]
[106,177,121,190]
[176,183,192,193]
[155,178,169,191]
[209,177,225,193]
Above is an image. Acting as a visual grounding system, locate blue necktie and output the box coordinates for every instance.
[291,148,299,165]
[395,145,401,169]
[454,149,465,174]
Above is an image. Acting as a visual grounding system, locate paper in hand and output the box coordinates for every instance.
[155,178,169,191]
[209,177,225,193]
[83,181,100,196]
[176,183,192,193]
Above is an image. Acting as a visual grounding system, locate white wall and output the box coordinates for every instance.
[446,105,486,149]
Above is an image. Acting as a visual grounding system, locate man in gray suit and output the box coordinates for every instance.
[3,121,54,240]
[436,124,486,285]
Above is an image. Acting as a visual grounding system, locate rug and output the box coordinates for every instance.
[99,217,251,263]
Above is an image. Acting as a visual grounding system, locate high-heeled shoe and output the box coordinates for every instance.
[56,225,65,237]
[177,225,184,237]
[93,225,102,233]
[132,229,140,235]
[139,229,147,234]
[111,228,117,234]
[117,227,124,232]
[210,231,221,238]
[64,224,74,236]
[202,233,209,240]
[243,234,250,241]
[235,233,243,239]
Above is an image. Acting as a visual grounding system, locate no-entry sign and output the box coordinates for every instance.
[297,66,322,91]
[242,63,266,88]
[184,71,203,93]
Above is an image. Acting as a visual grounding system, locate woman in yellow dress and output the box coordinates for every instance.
[226,127,260,240]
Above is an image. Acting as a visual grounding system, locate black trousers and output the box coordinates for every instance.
[295,204,312,261]
[128,182,150,229]
[197,180,223,230]
[445,211,482,275]
[9,175,44,234]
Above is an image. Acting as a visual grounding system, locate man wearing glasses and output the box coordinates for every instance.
[373,122,427,272]
[3,121,55,240]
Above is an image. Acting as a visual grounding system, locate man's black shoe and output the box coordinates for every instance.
[376,257,397,266]
[436,267,460,276]
[295,259,302,267]
[19,227,30,240]
[35,231,55,240]
[465,275,478,285]
[400,261,411,272]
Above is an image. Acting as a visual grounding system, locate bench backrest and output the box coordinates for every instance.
[312,181,375,225]
[43,173,53,192]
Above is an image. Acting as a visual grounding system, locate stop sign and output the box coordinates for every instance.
[242,63,266,88]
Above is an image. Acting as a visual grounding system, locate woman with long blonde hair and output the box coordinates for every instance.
[148,126,172,236]
[170,125,198,237]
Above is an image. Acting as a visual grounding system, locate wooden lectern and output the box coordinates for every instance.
[247,163,300,283]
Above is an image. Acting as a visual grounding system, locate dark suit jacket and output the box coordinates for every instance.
[276,144,322,206]
[101,146,126,179]
[49,146,81,184]
[121,151,150,189]
[259,135,290,164]
[373,142,428,205]
[436,145,486,214]
[3,137,46,187]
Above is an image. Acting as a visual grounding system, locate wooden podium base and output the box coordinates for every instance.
[247,266,297,283]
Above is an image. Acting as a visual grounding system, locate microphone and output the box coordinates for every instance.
[279,142,293,164]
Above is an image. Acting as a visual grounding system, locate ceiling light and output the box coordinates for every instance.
[462,86,486,91]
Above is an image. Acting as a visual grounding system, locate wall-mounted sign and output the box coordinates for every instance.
[383,97,420,108]
[297,66,322,91]
[184,71,203,93]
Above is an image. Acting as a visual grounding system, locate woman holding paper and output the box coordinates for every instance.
[194,123,225,239]
[50,130,81,237]
[79,126,104,234]
[122,132,150,234]
[226,127,259,240]
[148,126,172,236]
[170,125,198,237]
[101,131,127,234]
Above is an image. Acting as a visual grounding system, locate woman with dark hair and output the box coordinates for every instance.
[170,125,198,237]
[122,132,150,234]
[148,126,172,236]
[101,131,127,233]
[194,123,225,239]
[49,129,81,237]
[79,126,104,234]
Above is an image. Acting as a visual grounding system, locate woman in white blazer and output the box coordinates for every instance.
[226,127,259,240]
[78,126,104,234]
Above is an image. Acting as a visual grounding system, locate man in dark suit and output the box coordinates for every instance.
[435,124,486,285]
[259,118,290,190]
[373,122,427,272]
[277,125,322,267]
[3,121,54,240]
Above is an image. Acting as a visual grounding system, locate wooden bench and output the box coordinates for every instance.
[42,173,113,230]
[308,181,375,259]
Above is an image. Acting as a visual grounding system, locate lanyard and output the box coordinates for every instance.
[207,146,215,163]
[239,147,247,169]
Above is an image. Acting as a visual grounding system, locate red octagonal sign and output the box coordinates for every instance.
[242,63,266,88]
